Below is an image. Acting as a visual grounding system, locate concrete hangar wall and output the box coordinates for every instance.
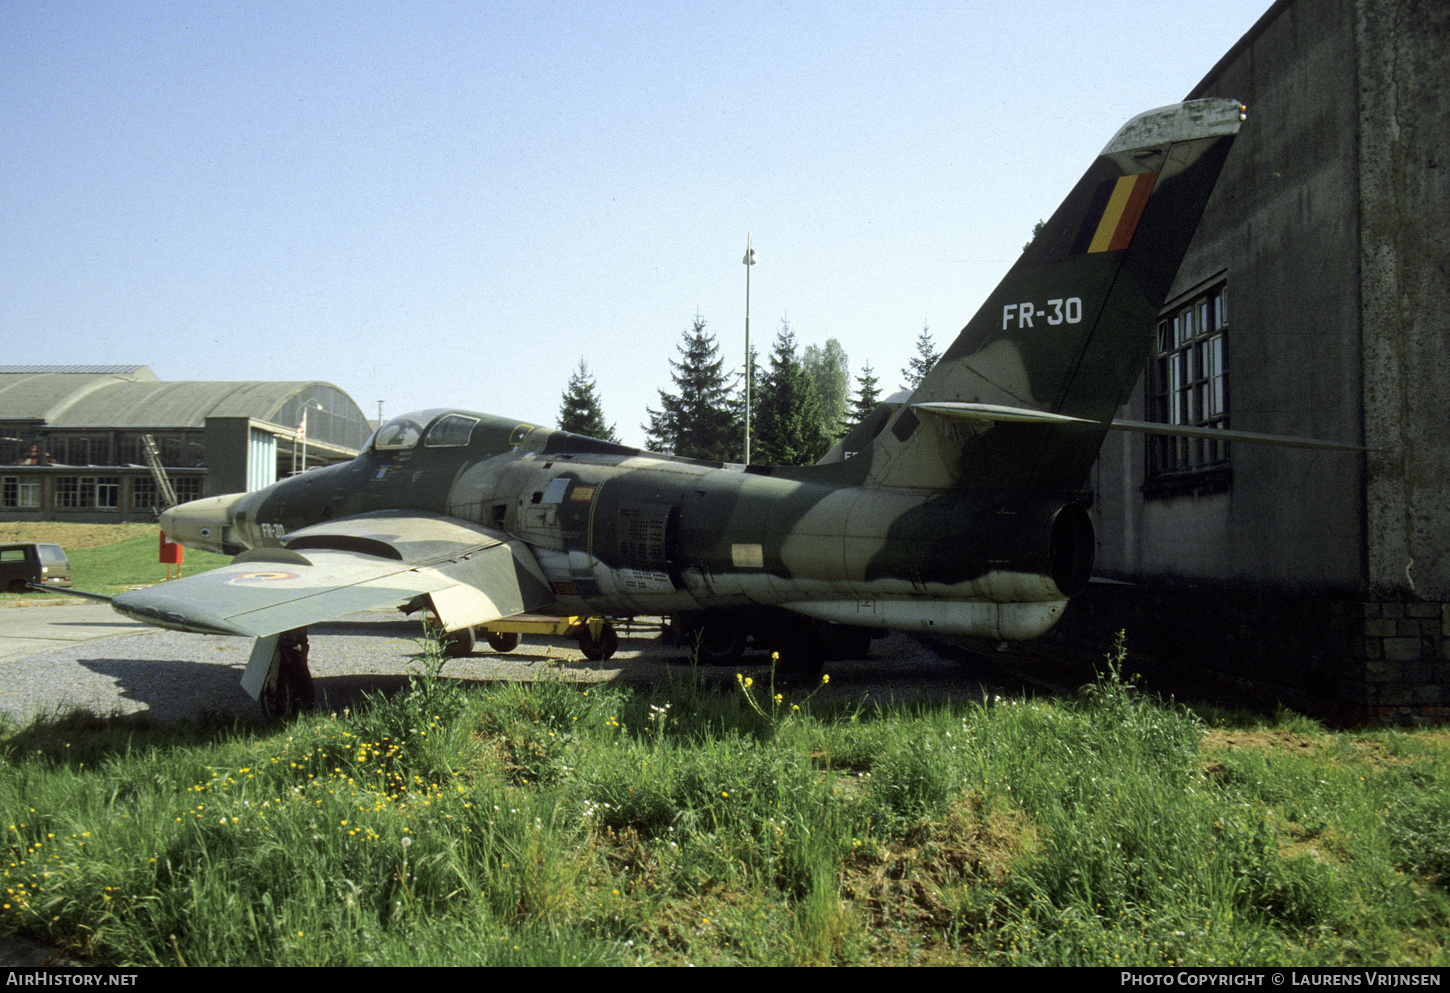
[0,365,372,523]
[1073,0,1450,723]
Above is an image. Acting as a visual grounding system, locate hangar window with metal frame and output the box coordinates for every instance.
[131,476,158,511]
[1,477,41,509]
[54,476,121,510]
[1146,279,1229,492]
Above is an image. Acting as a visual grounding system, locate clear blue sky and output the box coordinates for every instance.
[4,0,1273,446]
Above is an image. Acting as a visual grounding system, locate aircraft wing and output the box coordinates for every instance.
[111,510,556,638]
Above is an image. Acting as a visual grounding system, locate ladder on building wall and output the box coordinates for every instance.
[141,434,179,510]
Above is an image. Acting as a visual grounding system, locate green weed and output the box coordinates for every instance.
[0,634,1446,966]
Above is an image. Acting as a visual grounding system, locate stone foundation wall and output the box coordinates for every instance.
[1058,582,1449,726]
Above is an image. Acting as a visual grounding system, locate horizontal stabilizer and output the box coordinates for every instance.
[913,403,1098,426]
[913,406,1374,452]
[1108,419,1375,452]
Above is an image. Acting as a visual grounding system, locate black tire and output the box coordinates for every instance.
[441,626,475,658]
[577,622,619,661]
[821,623,872,661]
[773,624,825,677]
[485,630,521,653]
[7,580,27,594]
[693,618,747,666]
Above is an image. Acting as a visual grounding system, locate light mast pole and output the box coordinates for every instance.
[743,234,756,464]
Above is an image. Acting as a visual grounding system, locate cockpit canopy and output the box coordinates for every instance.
[369,409,534,454]
[372,409,447,451]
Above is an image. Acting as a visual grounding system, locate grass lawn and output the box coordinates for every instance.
[0,642,1445,966]
[0,523,231,599]
[1,526,1445,966]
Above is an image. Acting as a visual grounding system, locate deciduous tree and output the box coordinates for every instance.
[1024,218,1046,252]
[804,338,851,442]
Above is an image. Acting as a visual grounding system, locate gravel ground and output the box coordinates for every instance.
[0,610,1014,725]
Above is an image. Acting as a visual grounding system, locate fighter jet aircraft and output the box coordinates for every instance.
[112,99,1245,714]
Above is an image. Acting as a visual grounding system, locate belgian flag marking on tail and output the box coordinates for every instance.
[1080,172,1157,254]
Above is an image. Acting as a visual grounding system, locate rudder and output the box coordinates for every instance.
[862,99,1244,493]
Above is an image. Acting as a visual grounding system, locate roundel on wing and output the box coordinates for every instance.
[228,571,302,584]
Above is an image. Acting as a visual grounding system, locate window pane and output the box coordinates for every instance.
[1169,355,1184,423]
[1150,282,1230,478]
[1208,335,1224,417]
[424,414,479,448]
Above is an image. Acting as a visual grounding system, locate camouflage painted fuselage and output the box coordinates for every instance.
[146,98,1245,654]
[219,413,1091,640]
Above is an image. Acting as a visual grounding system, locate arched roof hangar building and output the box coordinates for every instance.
[0,366,370,522]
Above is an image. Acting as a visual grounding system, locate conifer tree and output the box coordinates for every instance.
[557,359,619,443]
[753,321,828,465]
[902,323,940,390]
[850,362,882,423]
[643,316,739,461]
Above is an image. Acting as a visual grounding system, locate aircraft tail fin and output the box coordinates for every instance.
[857,99,1243,493]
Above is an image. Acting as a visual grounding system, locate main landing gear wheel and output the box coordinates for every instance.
[772,623,825,681]
[821,623,872,661]
[485,630,521,653]
[440,626,475,658]
[693,618,747,666]
[260,627,316,719]
[577,621,619,661]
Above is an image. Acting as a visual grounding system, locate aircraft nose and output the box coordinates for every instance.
[160,493,246,556]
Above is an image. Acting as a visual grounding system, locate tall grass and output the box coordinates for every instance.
[0,636,1445,966]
